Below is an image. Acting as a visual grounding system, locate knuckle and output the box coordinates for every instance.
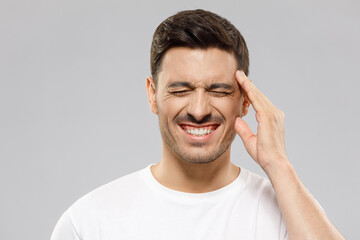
[270,110,285,123]
[256,109,285,123]
[278,110,285,119]
[256,112,264,121]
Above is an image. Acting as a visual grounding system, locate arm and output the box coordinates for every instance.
[234,70,345,240]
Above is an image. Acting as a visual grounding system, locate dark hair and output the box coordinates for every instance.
[150,9,249,84]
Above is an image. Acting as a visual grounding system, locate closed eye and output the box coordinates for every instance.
[170,90,191,96]
[209,91,231,97]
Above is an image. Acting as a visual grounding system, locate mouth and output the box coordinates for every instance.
[179,124,220,137]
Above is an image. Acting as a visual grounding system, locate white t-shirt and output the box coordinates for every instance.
[51,164,288,240]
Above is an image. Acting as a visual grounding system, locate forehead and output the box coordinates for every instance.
[158,47,237,86]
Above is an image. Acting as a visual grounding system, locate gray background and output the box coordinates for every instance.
[0,0,359,239]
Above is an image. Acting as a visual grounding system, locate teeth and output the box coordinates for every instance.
[185,128,213,136]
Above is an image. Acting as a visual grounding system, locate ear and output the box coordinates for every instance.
[146,76,158,114]
[241,94,250,117]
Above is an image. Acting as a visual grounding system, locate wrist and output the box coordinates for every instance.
[262,157,295,182]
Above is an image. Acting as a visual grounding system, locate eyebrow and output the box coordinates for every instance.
[167,81,193,89]
[207,83,234,91]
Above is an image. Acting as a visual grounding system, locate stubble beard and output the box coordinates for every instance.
[159,119,237,164]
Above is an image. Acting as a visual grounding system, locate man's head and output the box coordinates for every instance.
[146,9,250,164]
[150,9,249,86]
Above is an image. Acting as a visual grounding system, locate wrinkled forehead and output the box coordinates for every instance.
[158,47,238,88]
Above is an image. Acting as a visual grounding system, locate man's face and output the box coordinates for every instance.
[147,47,247,164]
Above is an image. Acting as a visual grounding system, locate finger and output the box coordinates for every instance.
[236,70,265,112]
[234,117,257,158]
[236,70,275,113]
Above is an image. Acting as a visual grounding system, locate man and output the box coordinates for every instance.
[51,9,344,239]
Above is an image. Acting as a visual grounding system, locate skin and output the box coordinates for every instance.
[146,47,345,239]
[147,47,249,193]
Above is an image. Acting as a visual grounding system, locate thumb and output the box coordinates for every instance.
[234,117,257,158]
[234,117,255,144]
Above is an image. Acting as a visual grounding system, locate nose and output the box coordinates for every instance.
[187,90,211,122]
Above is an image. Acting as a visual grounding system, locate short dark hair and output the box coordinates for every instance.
[150,9,249,85]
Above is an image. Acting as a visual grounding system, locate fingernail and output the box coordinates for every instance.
[237,70,244,83]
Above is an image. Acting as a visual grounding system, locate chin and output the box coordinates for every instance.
[174,145,229,164]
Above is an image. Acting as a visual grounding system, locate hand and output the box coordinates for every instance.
[234,70,288,172]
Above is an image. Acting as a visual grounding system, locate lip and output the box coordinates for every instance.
[178,123,220,142]
[179,123,219,129]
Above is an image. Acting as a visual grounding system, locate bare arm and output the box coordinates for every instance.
[234,70,345,240]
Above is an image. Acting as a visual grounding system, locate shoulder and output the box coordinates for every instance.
[241,169,288,238]
[67,167,147,219]
[243,169,275,195]
[241,168,280,212]
[52,166,149,238]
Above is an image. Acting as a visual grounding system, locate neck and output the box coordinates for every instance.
[150,142,240,193]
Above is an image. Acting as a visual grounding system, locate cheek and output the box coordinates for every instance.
[158,97,187,119]
[212,98,242,120]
